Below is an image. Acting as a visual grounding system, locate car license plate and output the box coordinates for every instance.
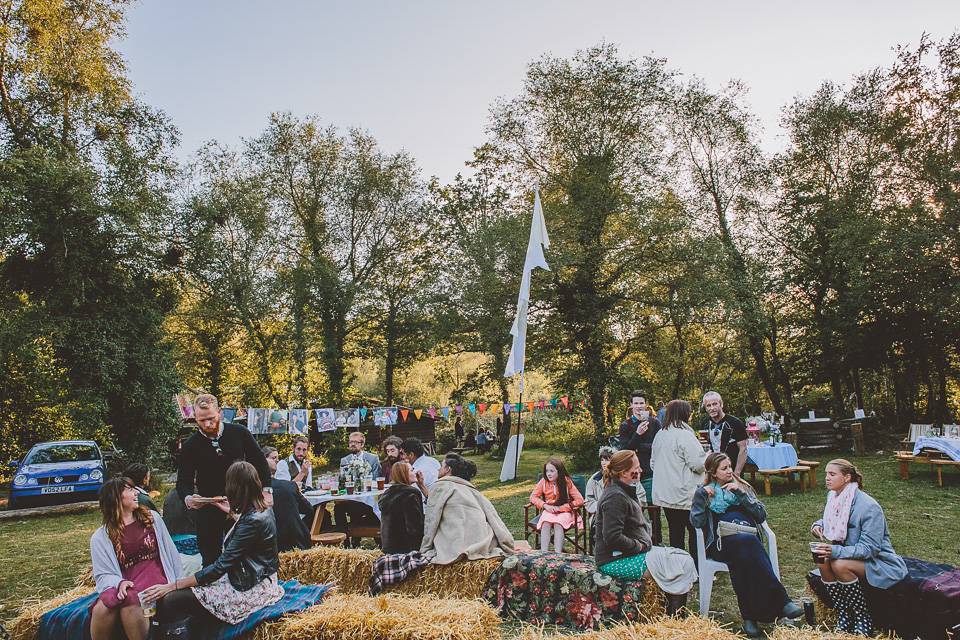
[41,486,74,494]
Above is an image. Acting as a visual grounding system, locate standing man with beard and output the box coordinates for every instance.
[617,390,661,500]
[701,391,748,476]
[177,394,273,567]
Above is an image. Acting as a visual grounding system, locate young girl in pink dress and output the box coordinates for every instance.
[529,458,584,552]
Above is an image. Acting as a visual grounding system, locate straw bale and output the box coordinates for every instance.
[278,546,380,594]
[806,582,837,628]
[251,592,500,640]
[76,563,94,588]
[7,585,91,640]
[385,557,503,599]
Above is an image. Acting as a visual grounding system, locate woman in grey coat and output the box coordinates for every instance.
[811,458,907,636]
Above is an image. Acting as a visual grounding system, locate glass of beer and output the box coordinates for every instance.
[138,593,156,617]
[376,476,385,490]
[345,481,354,495]
[809,541,826,564]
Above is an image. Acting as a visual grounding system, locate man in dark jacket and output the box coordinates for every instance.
[177,394,273,567]
[263,446,313,552]
[617,390,661,499]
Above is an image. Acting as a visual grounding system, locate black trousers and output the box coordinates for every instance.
[155,587,216,624]
[663,507,697,563]
[709,533,789,621]
[195,504,230,567]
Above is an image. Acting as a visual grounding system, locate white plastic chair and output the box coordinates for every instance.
[696,520,779,617]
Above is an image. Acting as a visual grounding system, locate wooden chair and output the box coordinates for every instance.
[524,501,590,554]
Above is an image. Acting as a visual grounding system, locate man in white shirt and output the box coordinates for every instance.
[276,435,313,490]
[400,437,440,498]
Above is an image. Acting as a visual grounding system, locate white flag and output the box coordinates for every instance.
[504,185,550,391]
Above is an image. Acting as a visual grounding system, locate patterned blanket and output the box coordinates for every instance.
[37,580,332,640]
[483,550,657,630]
[807,556,959,640]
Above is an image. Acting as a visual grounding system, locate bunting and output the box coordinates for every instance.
[428,408,437,419]
[441,407,450,420]
[478,404,487,415]
[455,405,463,416]
[400,408,409,421]
[414,409,422,419]
[468,403,476,415]
[561,396,569,409]
[503,403,512,414]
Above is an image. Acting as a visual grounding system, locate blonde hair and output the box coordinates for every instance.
[827,458,864,489]
[703,452,752,493]
[192,393,219,412]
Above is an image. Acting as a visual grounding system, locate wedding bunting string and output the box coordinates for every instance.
[173,393,588,435]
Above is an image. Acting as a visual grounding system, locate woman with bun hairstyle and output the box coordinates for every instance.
[810,459,906,636]
[420,454,514,564]
[691,452,803,636]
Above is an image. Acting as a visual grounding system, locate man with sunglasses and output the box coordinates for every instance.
[176,394,273,567]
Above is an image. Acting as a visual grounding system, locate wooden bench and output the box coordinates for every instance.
[797,459,820,487]
[930,458,960,486]
[756,465,810,495]
[894,450,938,480]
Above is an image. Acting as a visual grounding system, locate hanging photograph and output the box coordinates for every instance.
[315,408,336,432]
[373,406,398,426]
[289,409,309,435]
[247,408,269,434]
[174,394,192,419]
[335,408,360,428]
[267,409,288,434]
[221,408,237,424]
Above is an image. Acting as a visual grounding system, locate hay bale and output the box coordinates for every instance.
[386,557,503,599]
[7,585,91,640]
[806,581,837,628]
[76,564,94,589]
[278,546,380,594]
[252,593,500,640]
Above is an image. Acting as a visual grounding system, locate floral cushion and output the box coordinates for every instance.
[483,550,662,630]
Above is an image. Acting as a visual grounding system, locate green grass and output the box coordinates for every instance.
[2,448,958,636]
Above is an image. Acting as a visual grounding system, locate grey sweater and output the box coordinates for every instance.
[90,510,184,594]
[594,479,652,567]
[690,483,767,551]
[812,488,907,589]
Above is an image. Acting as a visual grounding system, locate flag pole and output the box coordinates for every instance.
[514,375,523,479]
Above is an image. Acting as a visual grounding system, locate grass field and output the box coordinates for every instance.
[1,448,958,636]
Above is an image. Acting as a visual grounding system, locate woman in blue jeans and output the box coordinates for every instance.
[690,452,803,636]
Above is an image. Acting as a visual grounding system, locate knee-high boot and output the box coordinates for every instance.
[155,616,192,640]
[822,581,853,634]
[838,579,873,636]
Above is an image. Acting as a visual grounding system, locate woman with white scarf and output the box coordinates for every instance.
[811,459,906,636]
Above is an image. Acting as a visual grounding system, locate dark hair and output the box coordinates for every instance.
[226,461,266,514]
[630,390,648,401]
[827,458,865,489]
[99,477,153,552]
[122,463,149,488]
[382,435,403,453]
[663,399,693,429]
[400,437,424,459]
[443,453,477,480]
[543,458,572,506]
[602,450,637,486]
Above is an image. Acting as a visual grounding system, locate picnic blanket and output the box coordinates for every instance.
[483,550,661,630]
[369,551,430,595]
[808,556,960,640]
[171,534,200,556]
[36,580,332,640]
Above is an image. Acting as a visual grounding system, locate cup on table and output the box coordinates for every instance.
[137,592,156,618]
[376,476,385,490]
[345,481,354,495]
[809,541,826,564]
[639,410,649,421]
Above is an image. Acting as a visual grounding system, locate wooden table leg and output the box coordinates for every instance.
[764,476,772,495]
[808,466,817,488]
[937,465,944,487]
[899,460,910,480]
[799,471,807,493]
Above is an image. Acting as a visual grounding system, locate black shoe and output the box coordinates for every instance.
[781,600,804,619]
[743,620,761,637]
[156,616,192,640]
[665,592,688,617]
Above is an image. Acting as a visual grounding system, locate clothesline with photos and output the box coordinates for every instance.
[173,394,589,436]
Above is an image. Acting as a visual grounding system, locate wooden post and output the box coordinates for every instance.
[784,431,799,450]
[851,422,866,456]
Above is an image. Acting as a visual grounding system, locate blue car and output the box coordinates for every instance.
[8,440,106,509]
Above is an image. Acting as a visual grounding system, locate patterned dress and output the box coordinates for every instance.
[192,574,283,624]
[94,520,167,610]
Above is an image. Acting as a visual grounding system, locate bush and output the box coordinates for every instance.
[435,425,457,454]
[522,409,602,473]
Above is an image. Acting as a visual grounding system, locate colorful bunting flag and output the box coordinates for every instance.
[400,409,409,421]
[538,400,545,410]
[360,408,368,420]
[478,403,487,415]
[455,405,463,416]
[414,409,422,419]
[428,408,437,419]
[468,403,475,415]
[550,399,557,408]
[561,396,569,408]
[441,407,450,420]
[503,403,512,414]
[526,402,534,412]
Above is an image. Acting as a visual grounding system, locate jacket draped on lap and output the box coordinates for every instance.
[420,476,514,564]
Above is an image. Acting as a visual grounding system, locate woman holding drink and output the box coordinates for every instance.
[140,461,283,637]
[89,477,184,640]
[810,459,906,636]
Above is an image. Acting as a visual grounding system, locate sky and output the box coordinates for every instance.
[117,1,960,183]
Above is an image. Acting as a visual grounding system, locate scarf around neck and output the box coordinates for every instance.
[707,481,740,514]
[822,482,858,542]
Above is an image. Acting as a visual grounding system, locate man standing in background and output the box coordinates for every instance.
[701,391,748,476]
[617,390,660,500]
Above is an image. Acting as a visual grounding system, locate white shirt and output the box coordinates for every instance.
[412,455,441,489]
[275,454,312,488]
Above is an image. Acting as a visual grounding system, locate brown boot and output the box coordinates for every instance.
[665,592,688,617]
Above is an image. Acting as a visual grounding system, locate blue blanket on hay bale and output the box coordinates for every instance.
[807,556,960,640]
[36,581,332,640]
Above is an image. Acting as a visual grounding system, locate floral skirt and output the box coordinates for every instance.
[192,573,283,625]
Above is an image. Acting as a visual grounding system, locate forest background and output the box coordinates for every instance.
[1,0,959,469]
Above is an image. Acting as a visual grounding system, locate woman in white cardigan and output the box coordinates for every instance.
[651,399,707,558]
[420,454,515,564]
[89,477,183,640]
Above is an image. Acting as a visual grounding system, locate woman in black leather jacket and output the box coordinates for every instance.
[141,461,282,635]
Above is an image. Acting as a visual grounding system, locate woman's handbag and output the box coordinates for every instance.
[717,520,758,537]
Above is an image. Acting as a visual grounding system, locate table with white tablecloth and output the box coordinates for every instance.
[304,488,385,518]
[912,436,960,462]
[746,442,799,469]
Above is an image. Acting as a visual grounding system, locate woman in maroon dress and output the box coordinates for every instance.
[89,477,183,640]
